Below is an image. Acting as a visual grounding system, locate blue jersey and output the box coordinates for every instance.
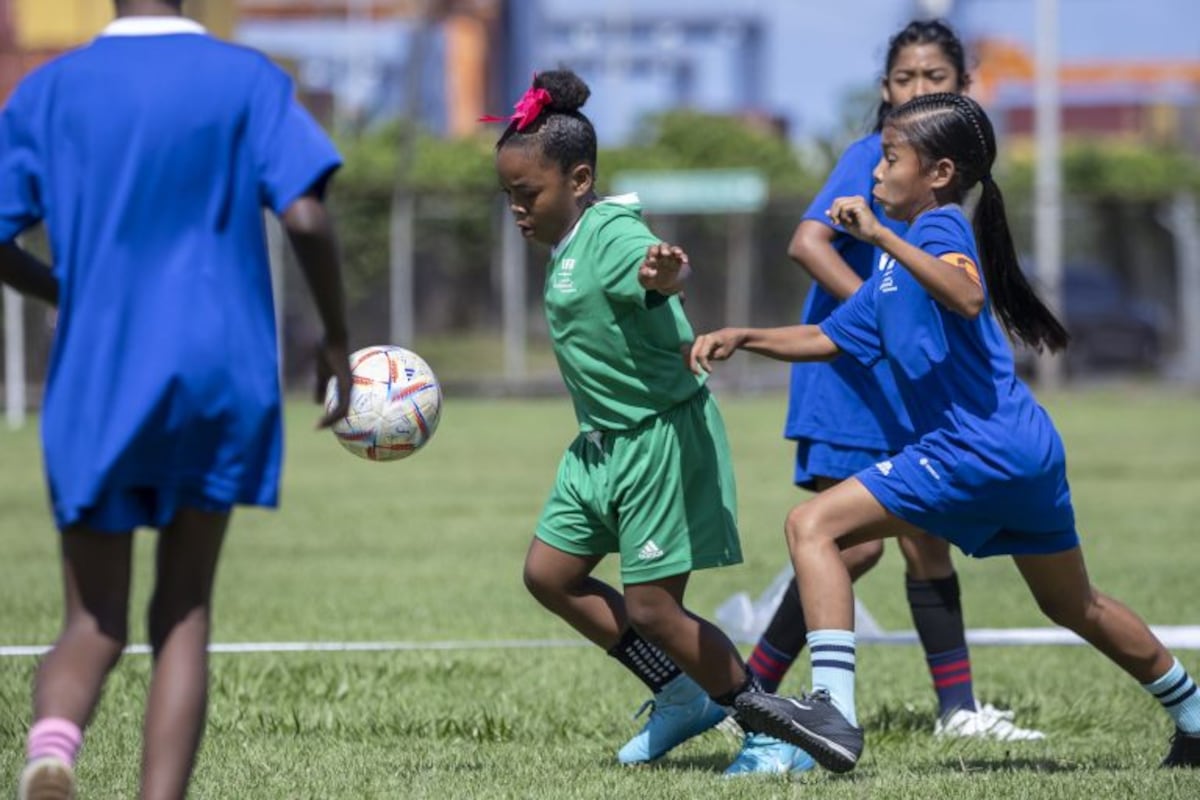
[821,206,1076,556]
[784,133,911,453]
[0,17,341,530]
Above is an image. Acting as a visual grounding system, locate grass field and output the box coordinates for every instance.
[1,387,1199,798]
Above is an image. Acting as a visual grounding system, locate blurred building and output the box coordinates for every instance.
[237,0,503,134]
[973,39,1200,152]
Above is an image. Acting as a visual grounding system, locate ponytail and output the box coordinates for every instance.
[974,177,1070,352]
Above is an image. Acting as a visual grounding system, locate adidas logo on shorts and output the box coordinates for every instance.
[637,540,665,561]
[875,460,894,476]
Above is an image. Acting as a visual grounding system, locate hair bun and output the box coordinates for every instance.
[533,70,590,113]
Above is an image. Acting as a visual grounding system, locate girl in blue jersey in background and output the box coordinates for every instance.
[691,92,1200,774]
[728,20,1040,776]
[0,2,353,798]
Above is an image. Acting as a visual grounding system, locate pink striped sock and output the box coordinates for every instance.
[26,718,83,766]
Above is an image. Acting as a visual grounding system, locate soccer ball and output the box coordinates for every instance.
[324,345,443,461]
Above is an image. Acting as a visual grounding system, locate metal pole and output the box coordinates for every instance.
[390,1,432,347]
[725,214,754,391]
[1161,192,1200,385]
[4,286,25,429]
[498,197,527,383]
[1033,0,1064,388]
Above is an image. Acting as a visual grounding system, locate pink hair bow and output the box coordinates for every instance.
[479,84,552,131]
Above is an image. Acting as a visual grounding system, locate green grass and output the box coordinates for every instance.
[1,387,1199,798]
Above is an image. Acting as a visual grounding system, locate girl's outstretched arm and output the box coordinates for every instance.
[688,325,839,375]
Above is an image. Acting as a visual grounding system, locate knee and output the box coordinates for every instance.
[523,559,569,609]
[784,503,833,553]
[624,598,675,645]
[147,598,211,656]
[65,612,127,669]
[1034,587,1099,630]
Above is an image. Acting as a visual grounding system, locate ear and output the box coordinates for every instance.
[929,157,956,190]
[569,162,594,199]
[879,78,892,107]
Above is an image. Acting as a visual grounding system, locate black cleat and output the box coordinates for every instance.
[734,689,863,774]
[1162,728,1200,768]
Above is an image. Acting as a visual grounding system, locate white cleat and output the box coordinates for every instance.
[935,703,1046,742]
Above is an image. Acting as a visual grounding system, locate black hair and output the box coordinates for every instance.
[874,19,970,132]
[885,93,1070,352]
[495,70,597,175]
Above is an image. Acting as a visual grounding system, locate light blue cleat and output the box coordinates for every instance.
[724,732,816,777]
[617,674,728,764]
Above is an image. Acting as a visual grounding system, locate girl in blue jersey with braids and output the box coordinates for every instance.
[690,92,1200,774]
[728,20,1040,777]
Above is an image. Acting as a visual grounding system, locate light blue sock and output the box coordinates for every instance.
[1143,658,1200,734]
[808,629,857,727]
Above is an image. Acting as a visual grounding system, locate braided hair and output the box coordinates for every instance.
[885,93,1069,352]
[874,19,971,132]
[496,71,597,175]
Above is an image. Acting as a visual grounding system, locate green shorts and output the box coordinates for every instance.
[535,388,742,584]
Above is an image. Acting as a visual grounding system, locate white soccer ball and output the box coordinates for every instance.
[324,345,443,461]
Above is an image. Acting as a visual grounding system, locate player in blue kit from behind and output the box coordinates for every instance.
[690,93,1200,773]
[0,2,353,798]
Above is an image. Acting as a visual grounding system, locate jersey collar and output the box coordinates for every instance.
[101,17,207,37]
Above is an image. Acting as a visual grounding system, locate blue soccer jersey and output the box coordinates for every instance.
[821,206,1078,557]
[0,17,341,531]
[784,134,912,478]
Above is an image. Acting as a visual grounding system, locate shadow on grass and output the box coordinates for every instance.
[634,753,875,786]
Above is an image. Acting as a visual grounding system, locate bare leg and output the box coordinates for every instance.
[785,478,926,630]
[1014,547,1173,683]
[624,574,746,697]
[522,538,624,649]
[140,507,229,800]
[34,529,134,726]
[812,477,887,580]
[897,531,954,580]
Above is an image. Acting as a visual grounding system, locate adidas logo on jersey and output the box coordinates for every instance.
[637,540,665,561]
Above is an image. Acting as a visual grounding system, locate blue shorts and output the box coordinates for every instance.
[855,444,1079,558]
[65,485,233,534]
[794,439,889,490]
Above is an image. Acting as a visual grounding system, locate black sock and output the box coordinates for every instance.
[607,627,681,694]
[749,580,808,691]
[712,670,762,708]
[906,573,966,654]
[907,573,977,714]
[714,671,766,733]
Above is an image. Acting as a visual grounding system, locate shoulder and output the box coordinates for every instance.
[209,40,288,74]
[187,40,292,86]
[590,196,655,240]
[834,134,883,168]
[912,205,971,239]
[842,133,882,159]
[6,45,91,96]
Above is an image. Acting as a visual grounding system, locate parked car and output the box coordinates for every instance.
[1013,265,1168,377]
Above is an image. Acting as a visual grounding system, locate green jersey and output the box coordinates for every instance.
[545,195,704,431]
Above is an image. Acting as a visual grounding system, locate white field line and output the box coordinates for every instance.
[3,626,1200,658]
